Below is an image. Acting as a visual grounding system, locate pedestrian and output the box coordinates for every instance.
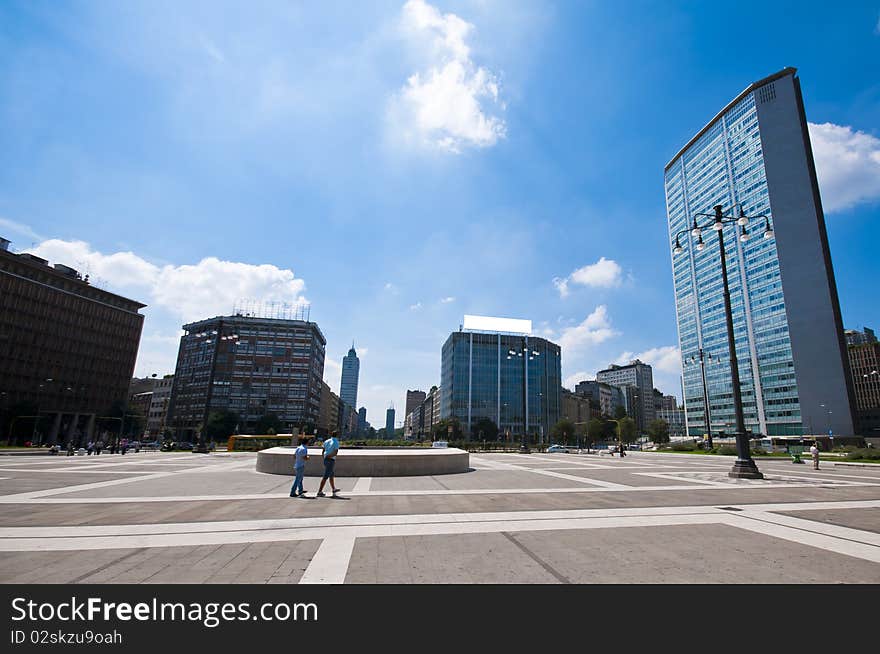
[290,435,310,498]
[86,440,94,455]
[619,442,626,457]
[316,431,340,497]
[121,438,128,455]
[810,442,820,470]
[95,439,104,455]
[67,441,75,456]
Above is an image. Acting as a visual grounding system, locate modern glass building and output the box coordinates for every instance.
[440,324,561,440]
[665,67,855,438]
[340,345,359,408]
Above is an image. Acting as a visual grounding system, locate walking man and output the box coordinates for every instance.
[316,431,340,497]
[290,435,310,497]
[810,442,820,470]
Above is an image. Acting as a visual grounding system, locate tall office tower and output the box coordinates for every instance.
[440,316,561,440]
[357,407,367,435]
[340,344,360,408]
[405,389,426,420]
[596,360,655,432]
[168,314,326,439]
[385,406,395,439]
[0,239,145,445]
[665,67,855,438]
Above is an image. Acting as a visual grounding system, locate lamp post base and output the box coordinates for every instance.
[728,458,764,479]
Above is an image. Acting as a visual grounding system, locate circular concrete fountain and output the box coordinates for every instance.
[255,446,470,477]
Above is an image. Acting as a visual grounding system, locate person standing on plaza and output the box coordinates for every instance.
[86,440,94,455]
[290,435,310,497]
[95,439,104,455]
[316,431,340,497]
[810,442,820,470]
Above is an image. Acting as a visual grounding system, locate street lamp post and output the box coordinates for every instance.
[196,325,239,454]
[508,337,540,454]
[673,204,773,479]
[684,349,716,449]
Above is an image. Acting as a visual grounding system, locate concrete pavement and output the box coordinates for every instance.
[0,450,878,583]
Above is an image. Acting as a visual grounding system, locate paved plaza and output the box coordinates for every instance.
[1,450,879,584]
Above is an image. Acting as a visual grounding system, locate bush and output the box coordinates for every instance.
[670,441,697,451]
[751,447,767,456]
[846,448,880,461]
[717,446,737,456]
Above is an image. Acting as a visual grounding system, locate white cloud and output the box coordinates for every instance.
[29,239,308,323]
[557,305,619,355]
[563,371,590,390]
[554,257,623,297]
[440,296,455,303]
[391,0,505,153]
[384,282,399,294]
[410,301,423,310]
[808,122,880,213]
[0,217,45,244]
[616,345,682,375]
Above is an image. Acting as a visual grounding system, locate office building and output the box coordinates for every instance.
[405,390,426,420]
[168,314,325,439]
[597,360,655,432]
[665,67,855,437]
[357,406,367,436]
[846,327,880,435]
[574,380,626,418]
[560,388,591,436]
[385,406,395,439]
[845,327,876,347]
[0,238,145,444]
[440,318,561,440]
[340,345,360,409]
[146,374,174,437]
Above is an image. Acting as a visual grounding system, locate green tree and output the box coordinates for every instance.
[550,419,577,444]
[432,418,462,440]
[254,413,282,435]
[647,418,670,444]
[613,405,627,420]
[618,417,638,443]
[472,417,499,441]
[588,417,605,443]
[206,410,240,441]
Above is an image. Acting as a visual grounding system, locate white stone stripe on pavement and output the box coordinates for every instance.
[299,536,356,584]
[2,477,872,504]
[353,477,372,493]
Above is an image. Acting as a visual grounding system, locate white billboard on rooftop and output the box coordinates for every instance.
[462,315,532,335]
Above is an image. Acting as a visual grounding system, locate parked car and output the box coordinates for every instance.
[174,441,194,451]
[142,440,162,450]
[547,444,571,453]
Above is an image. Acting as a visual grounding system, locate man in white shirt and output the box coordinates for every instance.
[316,431,340,497]
[810,443,820,470]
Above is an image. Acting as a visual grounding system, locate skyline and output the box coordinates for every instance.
[1,1,879,425]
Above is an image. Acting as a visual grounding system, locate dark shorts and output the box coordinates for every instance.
[322,457,336,479]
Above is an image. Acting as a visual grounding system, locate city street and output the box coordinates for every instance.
[1,450,878,584]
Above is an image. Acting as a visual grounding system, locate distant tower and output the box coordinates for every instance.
[340,343,360,408]
[357,407,367,435]
[385,405,395,440]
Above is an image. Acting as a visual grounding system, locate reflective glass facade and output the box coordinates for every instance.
[665,68,855,437]
[440,331,561,439]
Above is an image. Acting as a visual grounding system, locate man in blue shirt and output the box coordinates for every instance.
[290,435,310,498]
[316,431,340,497]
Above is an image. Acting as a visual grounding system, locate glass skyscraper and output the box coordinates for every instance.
[440,328,561,440]
[340,345,359,409]
[665,67,855,438]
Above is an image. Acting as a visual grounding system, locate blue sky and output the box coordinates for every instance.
[1,1,878,427]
